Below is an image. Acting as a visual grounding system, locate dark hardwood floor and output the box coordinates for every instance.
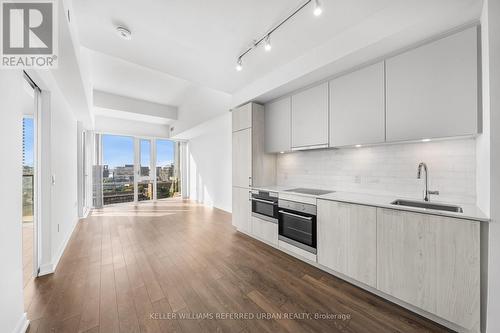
[23,199,452,332]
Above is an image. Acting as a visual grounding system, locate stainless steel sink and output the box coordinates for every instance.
[391,199,463,213]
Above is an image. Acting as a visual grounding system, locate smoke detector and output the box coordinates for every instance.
[116,26,132,40]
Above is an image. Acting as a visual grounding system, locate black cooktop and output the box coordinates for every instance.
[284,188,334,196]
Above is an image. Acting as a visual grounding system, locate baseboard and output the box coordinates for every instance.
[12,312,29,333]
[37,217,79,276]
[38,262,53,276]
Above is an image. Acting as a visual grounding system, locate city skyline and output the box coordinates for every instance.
[102,134,175,169]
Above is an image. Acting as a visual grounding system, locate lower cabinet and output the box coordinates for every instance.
[251,216,278,246]
[377,208,480,332]
[232,187,251,233]
[317,200,377,287]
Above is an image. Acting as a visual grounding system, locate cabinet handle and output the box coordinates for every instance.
[279,210,313,220]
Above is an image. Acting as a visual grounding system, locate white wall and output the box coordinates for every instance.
[0,71,29,333]
[277,138,477,204]
[50,87,79,269]
[94,115,170,138]
[171,87,232,137]
[485,0,500,331]
[186,113,232,212]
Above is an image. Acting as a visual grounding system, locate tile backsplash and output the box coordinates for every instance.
[277,139,476,204]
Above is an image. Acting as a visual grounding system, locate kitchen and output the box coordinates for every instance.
[3,1,500,333]
[232,25,487,333]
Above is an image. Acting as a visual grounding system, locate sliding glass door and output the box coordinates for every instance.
[156,139,181,199]
[98,135,181,205]
[102,135,135,205]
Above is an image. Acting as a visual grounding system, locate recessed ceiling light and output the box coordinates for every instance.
[116,26,132,40]
[280,151,285,154]
[355,144,362,148]
[421,138,431,142]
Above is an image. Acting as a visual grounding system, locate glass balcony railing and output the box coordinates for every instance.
[102,180,134,205]
[22,174,34,222]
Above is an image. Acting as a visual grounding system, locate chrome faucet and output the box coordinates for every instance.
[417,162,439,201]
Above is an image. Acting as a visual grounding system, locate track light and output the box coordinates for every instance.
[313,0,322,16]
[264,35,272,52]
[235,58,243,71]
[235,0,324,72]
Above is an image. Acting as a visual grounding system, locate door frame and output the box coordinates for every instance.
[24,72,41,278]
[134,137,155,202]
[96,132,184,205]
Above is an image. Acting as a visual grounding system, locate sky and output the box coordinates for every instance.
[23,117,34,167]
[102,134,174,168]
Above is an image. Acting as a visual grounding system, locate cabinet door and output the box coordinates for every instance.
[232,187,251,232]
[232,103,252,132]
[377,208,480,331]
[345,204,377,287]
[317,200,376,287]
[265,97,291,153]
[251,216,278,246]
[232,128,251,188]
[317,200,348,273]
[386,27,478,141]
[291,82,329,148]
[329,62,385,147]
[231,188,240,229]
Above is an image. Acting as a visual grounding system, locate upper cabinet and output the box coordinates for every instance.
[385,26,479,142]
[329,62,385,147]
[264,97,291,153]
[232,103,252,132]
[291,82,329,149]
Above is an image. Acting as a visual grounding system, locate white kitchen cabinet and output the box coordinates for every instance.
[377,208,480,332]
[317,200,377,287]
[232,103,252,132]
[232,128,252,188]
[329,62,385,147]
[251,216,278,246]
[232,187,251,233]
[291,82,329,149]
[264,97,291,153]
[386,26,479,142]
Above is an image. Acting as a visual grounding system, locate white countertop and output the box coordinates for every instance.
[252,185,489,222]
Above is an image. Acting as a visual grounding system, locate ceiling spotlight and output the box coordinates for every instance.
[313,0,323,16]
[116,26,132,40]
[264,35,272,52]
[235,58,243,71]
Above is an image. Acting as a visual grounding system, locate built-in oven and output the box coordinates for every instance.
[278,199,317,254]
[251,190,279,223]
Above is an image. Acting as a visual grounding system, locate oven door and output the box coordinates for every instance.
[278,209,317,254]
[251,198,278,222]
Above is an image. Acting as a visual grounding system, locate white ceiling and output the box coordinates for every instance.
[72,0,483,132]
[73,0,410,93]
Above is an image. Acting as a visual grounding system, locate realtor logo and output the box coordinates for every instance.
[1,0,58,68]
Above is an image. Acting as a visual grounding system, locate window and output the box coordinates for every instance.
[156,139,181,199]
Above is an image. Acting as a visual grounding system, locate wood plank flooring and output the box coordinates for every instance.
[24,199,452,333]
